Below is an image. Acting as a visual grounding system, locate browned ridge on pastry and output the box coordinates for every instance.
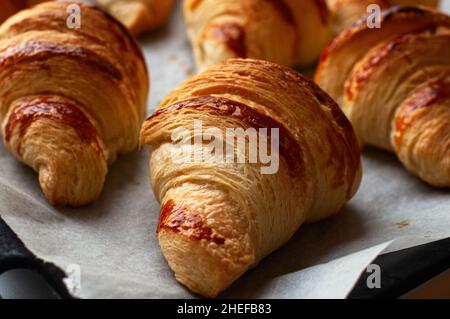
[158,200,226,245]
[4,96,103,157]
[0,0,47,24]
[315,6,450,187]
[183,0,333,71]
[92,0,174,35]
[0,1,149,206]
[140,58,362,297]
[0,41,123,80]
[145,95,308,178]
[266,0,297,27]
[315,0,332,25]
[205,23,247,58]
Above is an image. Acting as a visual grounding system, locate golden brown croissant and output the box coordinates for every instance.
[0,1,148,206]
[93,0,174,35]
[326,0,439,33]
[183,0,333,71]
[0,0,47,23]
[315,6,450,187]
[140,58,362,297]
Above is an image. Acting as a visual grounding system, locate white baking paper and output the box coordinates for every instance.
[0,0,449,299]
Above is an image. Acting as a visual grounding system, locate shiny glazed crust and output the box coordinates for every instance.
[183,0,333,71]
[0,1,149,206]
[0,0,48,23]
[315,6,450,187]
[140,59,362,297]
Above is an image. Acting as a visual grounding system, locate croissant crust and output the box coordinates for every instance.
[183,0,333,71]
[0,1,149,205]
[140,59,361,297]
[0,0,47,24]
[315,6,450,187]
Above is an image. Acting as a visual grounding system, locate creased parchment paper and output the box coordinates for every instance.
[0,1,449,299]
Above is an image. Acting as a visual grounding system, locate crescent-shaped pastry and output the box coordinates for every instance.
[183,0,333,71]
[0,1,149,206]
[140,58,362,297]
[315,6,450,187]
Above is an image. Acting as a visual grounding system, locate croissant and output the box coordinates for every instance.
[183,0,333,71]
[0,0,47,23]
[315,6,450,187]
[140,58,362,297]
[0,1,148,206]
[326,0,439,33]
[93,0,174,35]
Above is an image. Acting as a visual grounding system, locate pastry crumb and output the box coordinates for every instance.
[396,220,410,229]
[185,68,194,77]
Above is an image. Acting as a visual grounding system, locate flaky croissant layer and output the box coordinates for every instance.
[316,6,450,187]
[140,59,362,297]
[183,0,439,71]
[0,1,148,206]
[0,0,47,24]
[184,0,333,71]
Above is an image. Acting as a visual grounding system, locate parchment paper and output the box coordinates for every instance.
[0,1,449,299]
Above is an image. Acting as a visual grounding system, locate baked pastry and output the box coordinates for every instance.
[93,0,174,35]
[183,0,333,71]
[0,1,148,206]
[315,6,450,187]
[140,58,362,297]
[326,0,439,33]
[326,0,389,33]
[0,0,47,23]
